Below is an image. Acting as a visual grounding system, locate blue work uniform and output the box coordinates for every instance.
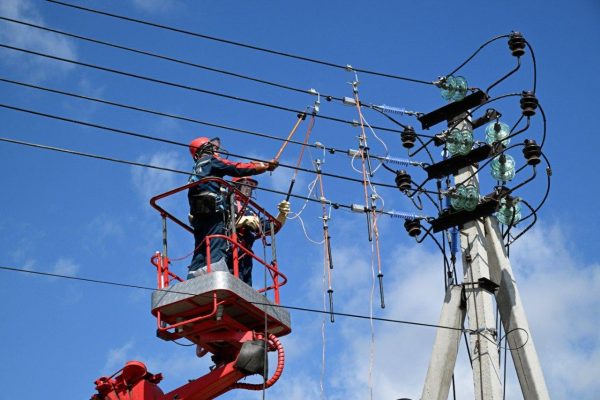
[188,154,261,276]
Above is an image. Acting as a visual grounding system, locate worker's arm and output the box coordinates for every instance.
[212,156,278,177]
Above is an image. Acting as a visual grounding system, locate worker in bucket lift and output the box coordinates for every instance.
[229,177,290,286]
[187,136,278,279]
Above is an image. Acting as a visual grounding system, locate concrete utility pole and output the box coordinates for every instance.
[485,218,550,398]
[455,165,503,400]
[421,121,550,399]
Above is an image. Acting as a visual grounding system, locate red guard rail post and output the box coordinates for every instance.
[148,177,288,333]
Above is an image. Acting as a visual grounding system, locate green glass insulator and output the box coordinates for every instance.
[440,76,456,101]
[440,75,468,102]
[446,128,461,155]
[463,185,479,211]
[450,184,479,211]
[496,198,521,226]
[459,128,474,155]
[450,185,466,210]
[491,154,516,181]
[485,121,511,145]
[451,76,468,101]
[447,128,473,156]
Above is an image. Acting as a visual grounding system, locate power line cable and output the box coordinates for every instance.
[0,264,461,331]
[0,16,342,102]
[0,135,426,218]
[0,77,327,150]
[0,134,347,209]
[45,0,434,85]
[0,43,408,135]
[0,102,405,190]
[0,77,422,167]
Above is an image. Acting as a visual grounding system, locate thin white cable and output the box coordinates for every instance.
[290,211,324,245]
[368,236,376,400]
[286,173,324,244]
[350,147,363,174]
[287,175,319,220]
[361,114,390,174]
[320,249,327,400]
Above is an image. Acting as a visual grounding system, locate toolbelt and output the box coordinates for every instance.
[189,191,224,216]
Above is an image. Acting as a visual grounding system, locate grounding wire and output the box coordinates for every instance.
[0,43,408,135]
[0,16,343,103]
[0,264,464,331]
[0,102,405,190]
[45,0,434,85]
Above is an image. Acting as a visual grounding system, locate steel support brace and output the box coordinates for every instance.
[421,285,466,400]
[485,218,550,399]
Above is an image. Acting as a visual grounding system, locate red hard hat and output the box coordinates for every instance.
[189,137,211,158]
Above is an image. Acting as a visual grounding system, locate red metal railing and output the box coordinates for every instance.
[149,177,287,304]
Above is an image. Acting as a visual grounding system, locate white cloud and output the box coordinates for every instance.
[51,257,80,277]
[131,150,184,201]
[88,222,599,399]
[509,223,600,399]
[0,0,77,81]
[103,339,136,372]
[83,214,125,255]
[131,0,182,14]
[279,222,600,399]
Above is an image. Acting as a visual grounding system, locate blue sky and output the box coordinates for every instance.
[1,1,599,399]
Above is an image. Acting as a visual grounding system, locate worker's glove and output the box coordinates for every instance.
[253,161,270,173]
[237,215,260,231]
[188,213,194,224]
[266,158,279,171]
[277,200,290,218]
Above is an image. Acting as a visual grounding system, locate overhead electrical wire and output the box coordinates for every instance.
[0,102,408,190]
[0,264,462,331]
[0,77,333,152]
[45,0,434,85]
[0,43,410,135]
[0,16,342,102]
[2,11,544,393]
[1,76,423,168]
[0,135,424,219]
